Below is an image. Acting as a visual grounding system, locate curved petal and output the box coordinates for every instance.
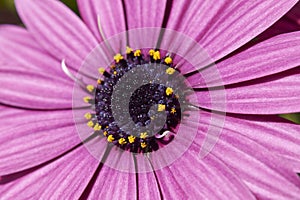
[77,0,126,41]
[0,65,73,109]
[0,109,82,176]
[0,25,63,77]
[166,0,298,62]
[188,31,300,87]
[0,146,99,200]
[193,67,300,114]
[195,112,300,199]
[15,0,98,71]
[155,148,255,199]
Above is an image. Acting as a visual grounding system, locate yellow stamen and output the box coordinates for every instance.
[171,108,176,114]
[103,131,108,136]
[110,64,116,69]
[87,120,94,127]
[166,67,175,75]
[107,135,114,142]
[113,71,117,75]
[141,142,147,148]
[86,85,95,93]
[97,79,102,84]
[140,132,148,139]
[98,67,106,74]
[153,51,160,60]
[158,104,166,112]
[128,135,136,143]
[126,46,133,54]
[84,112,92,120]
[118,138,127,145]
[83,96,91,103]
[166,87,173,96]
[134,49,141,57]
[93,123,102,131]
[149,49,155,56]
[114,53,124,63]
[164,56,173,64]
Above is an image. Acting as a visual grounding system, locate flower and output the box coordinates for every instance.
[0,0,300,199]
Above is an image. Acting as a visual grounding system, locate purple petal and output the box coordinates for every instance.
[155,148,254,199]
[0,25,63,77]
[196,111,300,199]
[166,0,298,62]
[77,0,126,41]
[193,67,300,114]
[0,109,82,175]
[0,65,72,109]
[188,31,300,87]
[0,146,98,199]
[15,0,98,70]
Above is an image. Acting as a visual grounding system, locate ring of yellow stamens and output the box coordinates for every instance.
[126,46,133,54]
[134,49,142,57]
[153,51,161,60]
[118,138,127,145]
[114,53,124,63]
[83,96,92,103]
[87,120,94,127]
[158,104,166,112]
[164,56,173,64]
[140,132,148,139]
[93,123,102,131]
[141,142,147,148]
[166,87,173,96]
[86,85,95,93]
[128,135,136,143]
[84,112,92,120]
[107,135,114,142]
[166,67,175,75]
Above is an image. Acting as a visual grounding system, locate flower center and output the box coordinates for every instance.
[84,47,185,153]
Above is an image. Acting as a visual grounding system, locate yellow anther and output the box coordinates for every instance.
[118,138,127,145]
[83,96,91,103]
[107,135,114,142]
[171,108,176,114]
[134,49,141,57]
[126,46,133,54]
[164,56,173,64]
[97,79,102,85]
[149,49,155,56]
[98,67,106,74]
[84,112,92,120]
[86,85,95,93]
[113,71,117,75]
[87,120,94,127]
[158,104,166,112]
[128,135,136,143]
[166,87,173,96]
[114,53,124,63]
[153,51,161,60]
[140,132,148,139]
[103,131,108,136]
[110,64,116,69]
[166,67,175,75]
[93,123,102,131]
[141,142,147,148]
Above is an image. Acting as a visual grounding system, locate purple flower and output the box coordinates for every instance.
[1,0,300,199]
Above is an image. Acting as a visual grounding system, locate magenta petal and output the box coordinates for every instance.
[0,110,82,175]
[0,25,63,77]
[155,148,254,199]
[124,0,167,28]
[15,0,98,70]
[167,0,298,62]
[0,65,72,109]
[188,32,300,87]
[0,146,98,199]
[194,67,300,114]
[77,0,126,41]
